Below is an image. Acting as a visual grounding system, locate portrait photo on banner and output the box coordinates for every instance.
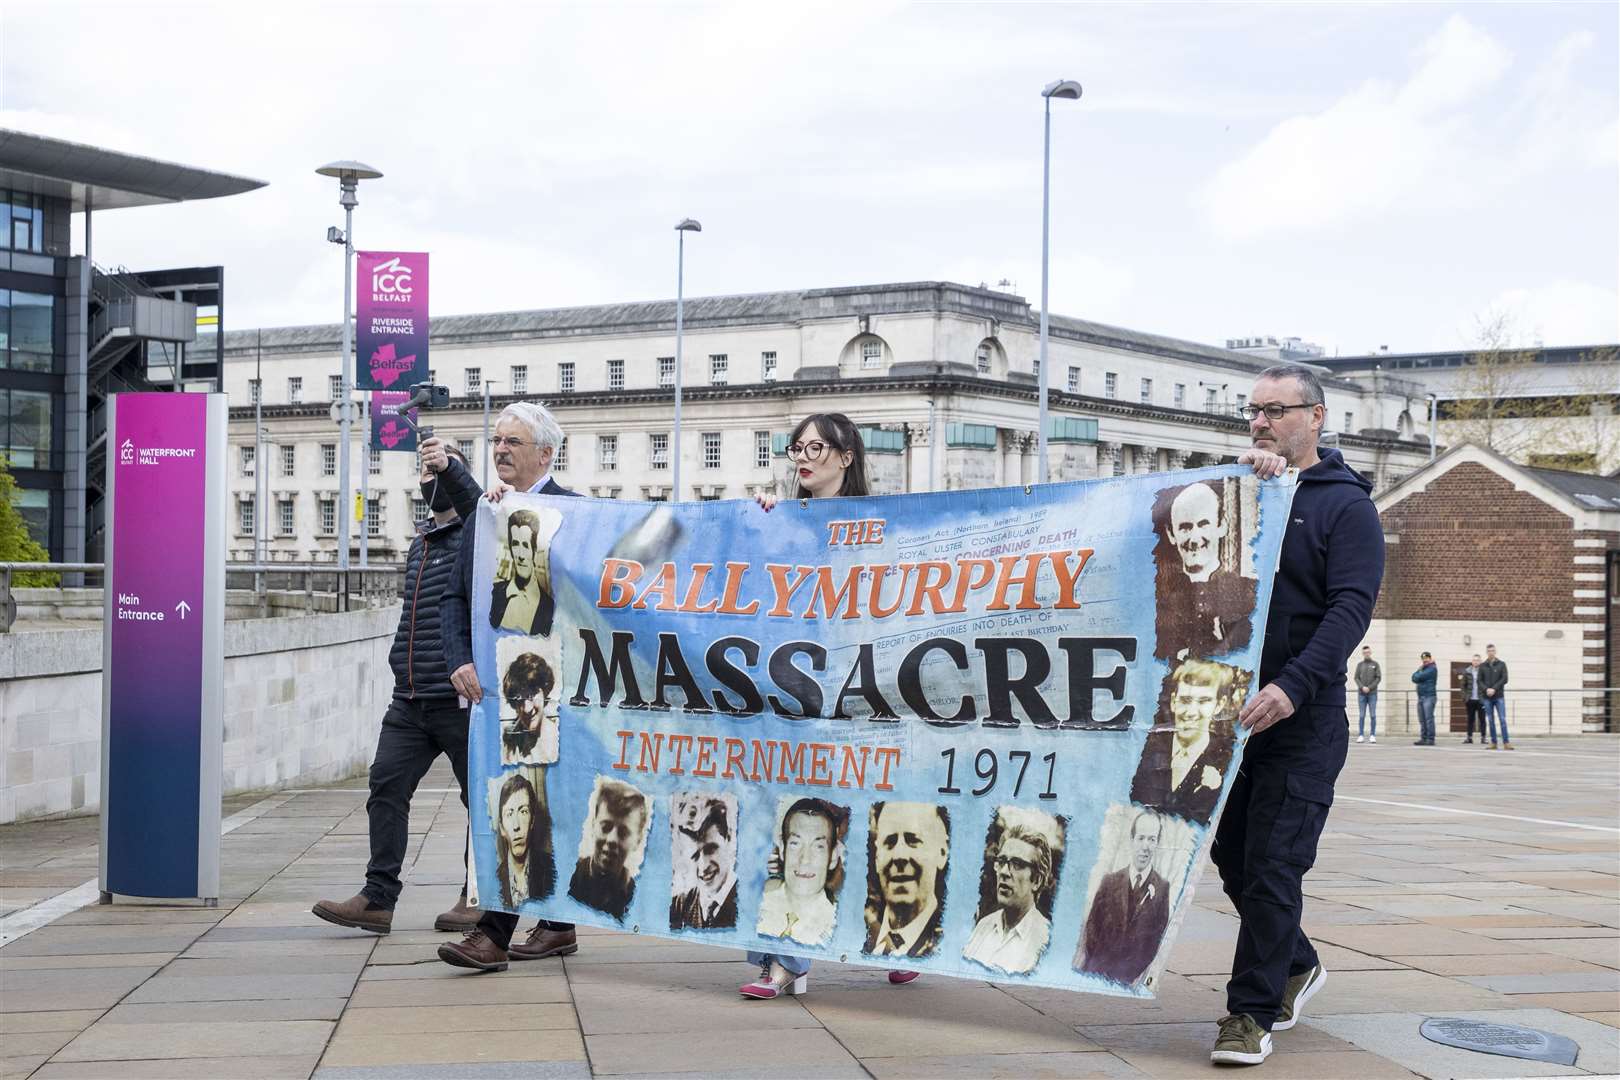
[496,635,561,766]
[1129,657,1251,825]
[1150,475,1260,661]
[489,502,565,637]
[862,800,951,961]
[964,806,1068,976]
[568,776,652,922]
[669,793,740,932]
[485,765,556,911]
[1073,804,1196,989]
[755,796,849,948]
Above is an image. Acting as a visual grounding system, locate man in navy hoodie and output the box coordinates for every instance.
[1208,365,1385,1067]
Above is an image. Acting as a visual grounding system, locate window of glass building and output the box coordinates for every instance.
[559,362,576,393]
[754,430,770,468]
[657,357,675,388]
[13,487,49,547]
[650,432,669,470]
[4,192,45,253]
[2,389,51,469]
[608,359,625,391]
[2,290,54,372]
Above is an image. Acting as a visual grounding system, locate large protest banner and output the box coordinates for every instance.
[468,467,1295,995]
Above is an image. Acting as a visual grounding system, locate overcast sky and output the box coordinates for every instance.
[4,2,1616,355]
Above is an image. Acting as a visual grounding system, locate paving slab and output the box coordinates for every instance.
[0,966,155,1012]
[314,1065,589,1080]
[329,1003,577,1033]
[53,1018,334,1061]
[800,982,1096,1057]
[1459,971,1620,994]
[1077,1020,1417,1078]
[0,951,178,971]
[0,1009,103,1033]
[347,973,570,1007]
[1306,1008,1620,1078]
[321,1027,587,1068]
[862,1050,1147,1078]
[100,997,350,1023]
[585,1027,863,1076]
[123,971,359,1003]
[1392,952,1616,976]
[31,1055,322,1078]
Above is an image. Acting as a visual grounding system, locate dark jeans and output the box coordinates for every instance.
[1211,703,1348,1030]
[477,910,574,950]
[1416,695,1437,743]
[362,697,470,910]
[1465,699,1486,739]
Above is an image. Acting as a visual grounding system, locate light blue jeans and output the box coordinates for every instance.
[1485,695,1509,743]
[1357,692,1377,736]
[747,951,811,977]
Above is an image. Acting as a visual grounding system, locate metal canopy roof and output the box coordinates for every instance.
[0,128,267,211]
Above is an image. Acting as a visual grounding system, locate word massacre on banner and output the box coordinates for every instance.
[467,466,1295,996]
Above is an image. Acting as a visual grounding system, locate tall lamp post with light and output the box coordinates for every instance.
[673,218,701,501]
[316,160,383,575]
[482,378,502,488]
[1036,79,1082,485]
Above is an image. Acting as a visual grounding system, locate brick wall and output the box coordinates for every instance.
[1377,462,1577,622]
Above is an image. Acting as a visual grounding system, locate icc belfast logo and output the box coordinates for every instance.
[369,256,414,303]
[119,437,197,467]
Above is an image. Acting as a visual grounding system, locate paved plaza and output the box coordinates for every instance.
[2,737,1617,1079]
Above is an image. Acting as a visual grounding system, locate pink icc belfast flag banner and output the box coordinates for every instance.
[355,251,428,391]
[370,390,418,453]
[467,468,1296,996]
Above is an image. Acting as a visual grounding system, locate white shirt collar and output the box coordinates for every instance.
[525,472,553,494]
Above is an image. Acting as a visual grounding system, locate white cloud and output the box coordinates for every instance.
[1477,281,1620,347]
[1198,15,1612,241]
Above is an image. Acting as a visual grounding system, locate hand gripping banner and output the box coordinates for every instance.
[468,467,1295,995]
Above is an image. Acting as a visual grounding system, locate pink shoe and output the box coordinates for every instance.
[888,969,920,985]
[740,971,808,999]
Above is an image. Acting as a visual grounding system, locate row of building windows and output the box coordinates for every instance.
[236,493,389,539]
[2,387,51,470]
[1,289,54,372]
[1,192,46,254]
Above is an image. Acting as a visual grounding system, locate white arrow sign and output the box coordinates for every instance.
[175,600,191,619]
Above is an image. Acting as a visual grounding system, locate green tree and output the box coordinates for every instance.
[0,456,57,587]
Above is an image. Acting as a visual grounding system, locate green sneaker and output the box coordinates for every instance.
[1211,1013,1272,1066]
[1274,962,1327,1031]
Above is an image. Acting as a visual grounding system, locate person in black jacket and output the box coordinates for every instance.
[1208,365,1386,1068]
[312,438,483,936]
[438,401,584,973]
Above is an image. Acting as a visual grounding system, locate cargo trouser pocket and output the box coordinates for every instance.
[1266,772,1334,867]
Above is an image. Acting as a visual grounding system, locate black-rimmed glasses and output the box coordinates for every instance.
[1238,402,1316,422]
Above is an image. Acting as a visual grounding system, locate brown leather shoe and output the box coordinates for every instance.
[509,924,578,961]
[312,893,392,935]
[437,930,509,972]
[434,893,483,933]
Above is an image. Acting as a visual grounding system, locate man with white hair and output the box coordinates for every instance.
[438,401,585,973]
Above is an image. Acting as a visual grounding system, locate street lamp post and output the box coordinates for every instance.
[315,160,382,576]
[1036,79,1082,485]
[673,218,701,502]
[482,378,501,488]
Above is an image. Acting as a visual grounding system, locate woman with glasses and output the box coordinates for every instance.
[742,412,923,998]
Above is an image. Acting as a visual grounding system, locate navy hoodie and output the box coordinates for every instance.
[1259,448,1385,709]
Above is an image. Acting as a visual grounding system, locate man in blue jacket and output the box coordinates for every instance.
[1412,652,1439,745]
[313,439,483,935]
[1208,365,1385,1066]
[437,401,584,973]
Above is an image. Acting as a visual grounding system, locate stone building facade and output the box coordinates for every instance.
[219,280,1437,564]
[1358,444,1620,735]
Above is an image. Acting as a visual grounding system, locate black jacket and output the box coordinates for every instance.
[1478,657,1508,695]
[1260,449,1385,709]
[388,458,483,700]
[442,476,582,677]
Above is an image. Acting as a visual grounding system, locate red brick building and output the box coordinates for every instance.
[1357,445,1620,735]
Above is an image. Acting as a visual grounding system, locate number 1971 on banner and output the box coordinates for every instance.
[939,748,1059,799]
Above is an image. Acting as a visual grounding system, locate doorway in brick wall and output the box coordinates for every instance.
[1448,661,1472,733]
